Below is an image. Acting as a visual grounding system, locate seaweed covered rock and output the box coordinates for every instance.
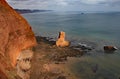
[0,0,36,79]
[56,31,70,47]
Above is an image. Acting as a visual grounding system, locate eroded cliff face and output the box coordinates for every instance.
[0,0,37,79]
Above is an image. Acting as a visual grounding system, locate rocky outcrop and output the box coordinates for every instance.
[104,46,117,53]
[17,50,33,79]
[0,0,36,79]
[56,31,70,47]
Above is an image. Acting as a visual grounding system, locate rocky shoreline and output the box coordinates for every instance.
[29,36,119,79]
[35,36,119,62]
[35,36,91,62]
[29,36,94,79]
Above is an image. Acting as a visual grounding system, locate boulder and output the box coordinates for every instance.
[56,31,70,47]
[0,0,36,79]
[78,43,93,50]
[104,46,117,51]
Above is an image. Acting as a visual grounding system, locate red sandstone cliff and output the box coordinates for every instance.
[0,0,37,79]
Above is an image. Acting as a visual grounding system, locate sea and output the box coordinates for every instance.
[22,11,120,79]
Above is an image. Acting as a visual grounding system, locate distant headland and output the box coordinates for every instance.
[14,9,53,14]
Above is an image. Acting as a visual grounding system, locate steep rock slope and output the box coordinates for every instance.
[0,0,37,78]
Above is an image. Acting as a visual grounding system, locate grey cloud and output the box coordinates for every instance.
[6,0,120,11]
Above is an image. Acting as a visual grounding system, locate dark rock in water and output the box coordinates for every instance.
[72,43,93,52]
[104,46,118,53]
[104,46,117,51]
[36,36,56,45]
[79,43,92,50]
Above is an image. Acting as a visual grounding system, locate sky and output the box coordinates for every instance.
[7,0,120,11]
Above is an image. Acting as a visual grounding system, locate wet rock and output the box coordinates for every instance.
[50,48,84,63]
[72,43,93,52]
[78,43,93,50]
[104,46,118,51]
[56,31,70,47]
[36,36,55,45]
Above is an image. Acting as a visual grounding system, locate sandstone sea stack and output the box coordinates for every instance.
[56,31,70,47]
[0,0,36,79]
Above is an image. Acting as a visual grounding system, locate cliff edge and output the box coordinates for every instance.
[0,0,37,79]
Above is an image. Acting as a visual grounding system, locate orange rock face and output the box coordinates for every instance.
[56,31,70,47]
[0,0,37,79]
[0,69,8,79]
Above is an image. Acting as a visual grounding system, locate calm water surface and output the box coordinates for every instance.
[22,11,120,79]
